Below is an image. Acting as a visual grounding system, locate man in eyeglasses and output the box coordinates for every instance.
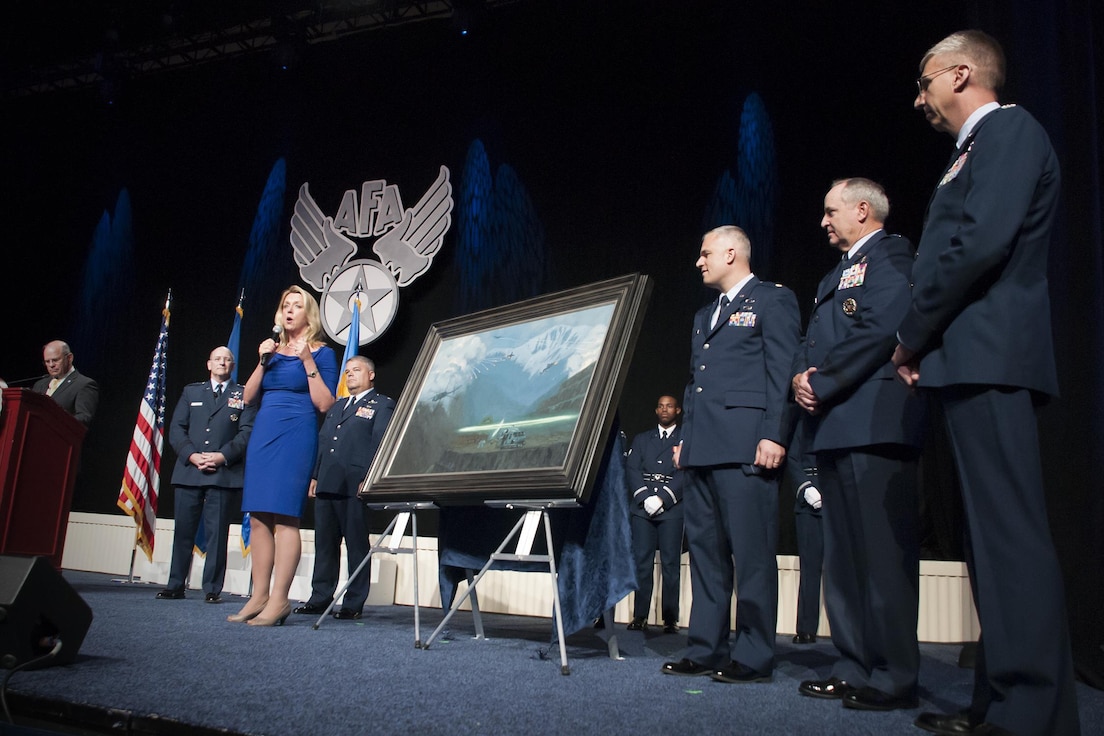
[158,346,255,604]
[34,340,99,428]
[893,30,1080,736]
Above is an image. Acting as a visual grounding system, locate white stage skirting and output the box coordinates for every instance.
[61,511,980,643]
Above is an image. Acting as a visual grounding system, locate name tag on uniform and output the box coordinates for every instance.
[838,262,867,290]
[191,401,204,406]
[356,406,375,419]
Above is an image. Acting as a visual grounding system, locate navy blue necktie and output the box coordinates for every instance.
[712,294,730,329]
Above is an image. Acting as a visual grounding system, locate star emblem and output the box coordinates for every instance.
[320,259,399,346]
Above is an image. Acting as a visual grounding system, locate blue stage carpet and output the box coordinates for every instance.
[1,571,1101,735]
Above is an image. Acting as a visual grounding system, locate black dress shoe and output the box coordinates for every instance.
[914,711,977,735]
[710,660,772,684]
[662,622,679,634]
[292,603,329,615]
[156,589,184,600]
[332,608,362,620]
[798,677,852,700]
[842,686,918,711]
[204,593,221,604]
[626,618,648,631]
[792,632,816,644]
[661,658,713,676]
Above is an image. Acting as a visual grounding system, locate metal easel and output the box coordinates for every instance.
[311,501,435,648]
[420,499,577,675]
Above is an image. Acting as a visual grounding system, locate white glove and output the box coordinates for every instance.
[643,496,664,516]
[803,485,822,510]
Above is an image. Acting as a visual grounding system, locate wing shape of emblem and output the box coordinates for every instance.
[372,166,453,287]
[290,183,357,290]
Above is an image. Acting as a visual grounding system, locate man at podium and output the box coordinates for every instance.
[33,340,99,428]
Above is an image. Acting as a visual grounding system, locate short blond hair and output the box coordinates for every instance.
[703,225,752,263]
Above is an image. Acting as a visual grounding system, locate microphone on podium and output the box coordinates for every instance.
[4,374,49,386]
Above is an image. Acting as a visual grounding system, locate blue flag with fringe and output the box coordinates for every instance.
[336,293,361,398]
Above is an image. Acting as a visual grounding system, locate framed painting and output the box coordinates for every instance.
[360,272,653,504]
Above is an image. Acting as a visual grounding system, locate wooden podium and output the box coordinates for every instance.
[0,388,86,567]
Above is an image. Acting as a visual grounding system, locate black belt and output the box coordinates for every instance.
[642,473,672,482]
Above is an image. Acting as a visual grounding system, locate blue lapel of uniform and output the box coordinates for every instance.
[653,430,670,462]
[815,266,841,306]
[339,396,358,421]
[923,110,997,224]
[707,285,747,338]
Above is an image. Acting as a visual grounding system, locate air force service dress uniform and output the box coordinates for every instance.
[306,388,395,615]
[166,381,255,597]
[626,425,684,627]
[678,278,801,676]
[900,104,1079,735]
[788,415,822,640]
[796,231,926,699]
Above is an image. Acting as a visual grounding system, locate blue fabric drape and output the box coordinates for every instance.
[437,424,635,637]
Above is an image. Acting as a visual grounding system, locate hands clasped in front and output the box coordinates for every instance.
[189,451,226,472]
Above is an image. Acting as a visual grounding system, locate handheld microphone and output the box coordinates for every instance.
[262,324,283,367]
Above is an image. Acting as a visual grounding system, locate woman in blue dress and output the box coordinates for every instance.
[229,285,338,626]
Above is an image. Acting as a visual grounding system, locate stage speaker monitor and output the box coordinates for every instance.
[0,555,92,669]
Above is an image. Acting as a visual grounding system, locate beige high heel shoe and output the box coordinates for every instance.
[246,602,292,627]
[227,598,269,623]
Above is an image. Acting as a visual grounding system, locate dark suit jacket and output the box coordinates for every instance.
[680,278,801,467]
[898,105,1060,398]
[626,426,684,520]
[795,232,925,452]
[314,389,395,497]
[33,369,99,427]
[168,382,255,488]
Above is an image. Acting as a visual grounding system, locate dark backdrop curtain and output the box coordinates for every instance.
[969,0,1104,686]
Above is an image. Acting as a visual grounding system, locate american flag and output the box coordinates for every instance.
[117,292,171,563]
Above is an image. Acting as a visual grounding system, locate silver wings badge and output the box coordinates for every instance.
[372,166,453,287]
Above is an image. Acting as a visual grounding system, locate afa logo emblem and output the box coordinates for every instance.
[289,166,453,346]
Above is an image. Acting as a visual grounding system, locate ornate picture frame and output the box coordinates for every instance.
[361,273,653,504]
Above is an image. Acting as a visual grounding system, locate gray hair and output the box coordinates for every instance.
[833,178,890,222]
[922,30,1005,92]
[346,355,375,372]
